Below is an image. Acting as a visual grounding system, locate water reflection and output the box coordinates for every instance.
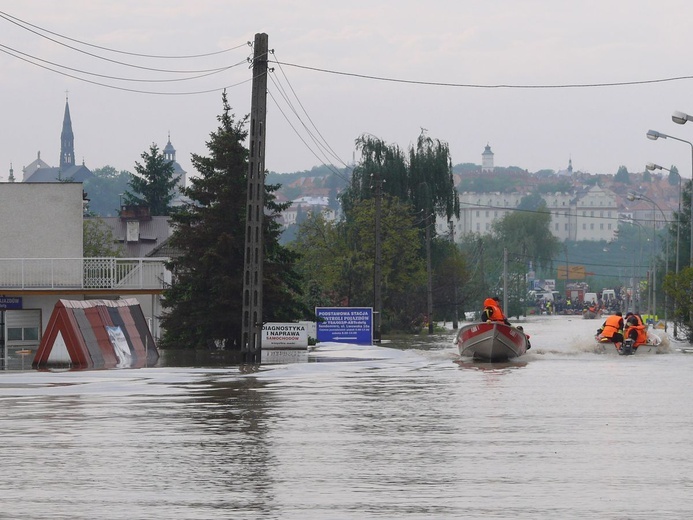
[454,359,528,372]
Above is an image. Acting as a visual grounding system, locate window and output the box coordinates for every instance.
[582,223,586,230]
[565,223,568,231]
[7,327,38,341]
[600,223,604,230]
[590,223,595,230]
[476,210,480,217]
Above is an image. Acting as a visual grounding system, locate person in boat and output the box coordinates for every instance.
[482,297,531,349]
[482,297,511,326]
[597,311,624,349]
[624,312,647,350]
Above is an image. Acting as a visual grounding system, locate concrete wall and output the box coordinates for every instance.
[0,182,83,258]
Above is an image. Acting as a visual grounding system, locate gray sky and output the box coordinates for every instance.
[3,1,693,182]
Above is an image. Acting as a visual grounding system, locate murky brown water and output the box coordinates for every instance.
[1,316,692,519]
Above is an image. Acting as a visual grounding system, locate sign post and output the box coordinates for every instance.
[315,307,373,345]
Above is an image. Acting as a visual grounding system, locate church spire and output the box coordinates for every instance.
[60,94,75,170]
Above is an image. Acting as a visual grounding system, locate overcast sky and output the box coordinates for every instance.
[3,1,693,183]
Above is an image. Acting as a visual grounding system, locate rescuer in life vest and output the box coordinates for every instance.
[597,311,624,349]
[482,297,532,350]
[624,312,647,351]
[482,297,511,326]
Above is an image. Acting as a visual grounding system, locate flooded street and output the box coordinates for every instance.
[1,315,692,519]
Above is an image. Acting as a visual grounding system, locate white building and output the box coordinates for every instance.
[437,184,620,243]
[0,182,167,366]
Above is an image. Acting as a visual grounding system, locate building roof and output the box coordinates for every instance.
[24,164,93,183]
[92,215,173,258]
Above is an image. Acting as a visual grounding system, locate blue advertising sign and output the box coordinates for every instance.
[0,296,22,310]
[315,307,373,345]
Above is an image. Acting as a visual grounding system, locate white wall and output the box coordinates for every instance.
[0,182,83,258]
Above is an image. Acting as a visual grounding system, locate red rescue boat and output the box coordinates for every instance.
[455,321,528,361]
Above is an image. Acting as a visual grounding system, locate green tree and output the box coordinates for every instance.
[83,217,124,257]
[341,132,459,223]
[292,196,427,331]
[159,93,310,349]
[615,165,630,184]
[668,165,681,187]
[124,143,177,216]
[492,205,561,272]
[82,166,132,217]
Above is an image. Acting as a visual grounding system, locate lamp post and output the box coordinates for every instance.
[618,216,646,313]
[646,129,693,267]
[627,191,670,329]
[646,163,680,336]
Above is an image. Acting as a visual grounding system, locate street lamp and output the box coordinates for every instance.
[647,162,680,336]
[672,111,693,125]
[618,216,646,313]
[646,129,693,267]
[627,191,670,328]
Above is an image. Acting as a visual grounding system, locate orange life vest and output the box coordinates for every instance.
[602,314,623,337]
[625,314,647,347]
[483,298,507,323]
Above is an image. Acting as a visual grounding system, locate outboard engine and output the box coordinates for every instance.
[621,338,634,356]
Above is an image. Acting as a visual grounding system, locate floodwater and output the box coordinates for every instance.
[1,315,693,519]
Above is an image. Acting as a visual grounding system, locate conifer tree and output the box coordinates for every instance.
[124,143,177,216]
[159,92,309,349]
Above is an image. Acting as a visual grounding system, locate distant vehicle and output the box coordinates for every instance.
[584,292,598,305]
[602,289,616,303]
[529,290,554,302]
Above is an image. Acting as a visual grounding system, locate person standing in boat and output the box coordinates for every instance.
[597,311,624,349]
[482,297,511,326]
[624,312,647,351]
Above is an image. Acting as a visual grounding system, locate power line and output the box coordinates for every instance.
[0,42,246,83]
[271,50,351,170]
[271,59,693,90]
[0,11,244,74]
[267,85,351,184]
[0,45,253,94]
[0,10,248,59]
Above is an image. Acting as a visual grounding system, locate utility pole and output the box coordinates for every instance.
[373,172,383,343]
[449,220,459,330]
[503,248,508,313]
[241,33,268,363]
[426,213,433,334]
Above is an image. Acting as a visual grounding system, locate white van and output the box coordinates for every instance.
[602,289,616,303]
[529,291,554,302]
[584,292,598,305]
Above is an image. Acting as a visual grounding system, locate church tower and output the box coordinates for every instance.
[60,96,75,170]
[163,132,187,192]
[481,143,494,172]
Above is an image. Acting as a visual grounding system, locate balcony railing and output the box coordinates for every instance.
[0,258,168,291]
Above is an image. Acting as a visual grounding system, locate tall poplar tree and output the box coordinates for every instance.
[159,92,309,349]
[124,143,177,216]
